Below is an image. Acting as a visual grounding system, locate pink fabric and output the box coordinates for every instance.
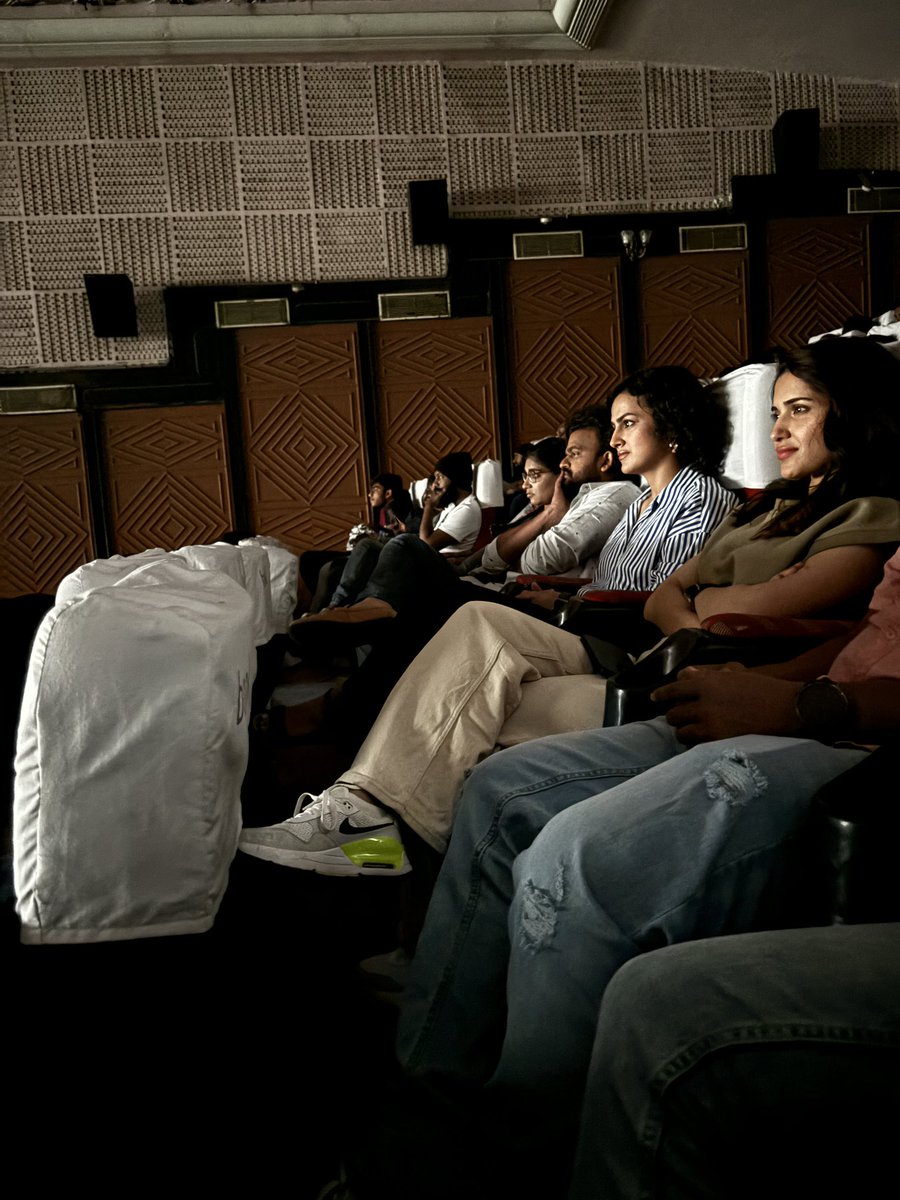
[830,549,900,683]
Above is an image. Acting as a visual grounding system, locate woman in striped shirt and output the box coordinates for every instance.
[522,366,738,613]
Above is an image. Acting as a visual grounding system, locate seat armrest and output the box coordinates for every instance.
[514,574,593,592]
[575,589,651,606]
[701,613,855,640]
[558,596,659,655]
[808,744,900,925]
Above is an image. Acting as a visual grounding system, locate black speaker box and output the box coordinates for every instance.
[772,108,820,175]
[408,179,450,245]
[84,273,139,338]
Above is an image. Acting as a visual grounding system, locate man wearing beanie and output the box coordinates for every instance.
[419,451,482,556]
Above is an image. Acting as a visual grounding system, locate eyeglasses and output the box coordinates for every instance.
[522,469,548,482]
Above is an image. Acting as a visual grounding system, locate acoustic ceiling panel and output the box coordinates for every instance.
[515,135,583,207]
[708,70,774,129]
[374,63,444,136]
[304,64,376,137]
[85,67,159,141]
[774,73,837,124]
[379,136,449,209]
[385,210,448,279]
[237,139,312,212]
[245,213,316,284]
[157,65,233,139]
[582,132,647,206]
[577,63,646,132]
[310,138,379,210]
[20,144,94,217]
[511,62,577,134]
[232,64,306,138]
[647,130,716,204]
[1,59,898,371]
[443,64,512,135]
[92,143,168,215]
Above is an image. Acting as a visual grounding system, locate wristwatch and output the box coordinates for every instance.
[794,677,851,743]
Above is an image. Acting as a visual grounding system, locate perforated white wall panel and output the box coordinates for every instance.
[0,60,898,370]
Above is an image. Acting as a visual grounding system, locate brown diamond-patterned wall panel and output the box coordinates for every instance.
[640,251,748,376]
[376,317,499,485]
[237,324,368,553]
[102,405,234,555]
[0,413,95,598]
[767,217,871,349]
[507,258,624,445]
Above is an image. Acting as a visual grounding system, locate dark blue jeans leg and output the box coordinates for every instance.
[358,533,460,615]
[330,538,383,606]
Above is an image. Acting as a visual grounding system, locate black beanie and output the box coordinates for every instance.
[434,451,473,490]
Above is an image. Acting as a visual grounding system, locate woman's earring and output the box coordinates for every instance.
[668,442,678,453]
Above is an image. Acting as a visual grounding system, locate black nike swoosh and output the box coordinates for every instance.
[339,817,395,836]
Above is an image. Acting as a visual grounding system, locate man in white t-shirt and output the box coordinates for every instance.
[421,452,483,556]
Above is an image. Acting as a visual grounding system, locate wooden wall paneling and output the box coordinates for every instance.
[639,251,749,376]
[0,413,95,598]
[766,217,871,349]
[237,324,369,554]
[375,316,499,485]
[101,404,235,556]
[507,258,624,445]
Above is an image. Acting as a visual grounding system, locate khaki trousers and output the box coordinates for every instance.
[341,601,605,851]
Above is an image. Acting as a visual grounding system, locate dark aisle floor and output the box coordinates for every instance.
[5,848,409,1199]
[3,607,416,1199]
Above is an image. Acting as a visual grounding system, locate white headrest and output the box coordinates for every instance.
[473,459,503,508]
[716,363,781,491]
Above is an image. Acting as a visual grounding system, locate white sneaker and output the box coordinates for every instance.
[239,785,412,877]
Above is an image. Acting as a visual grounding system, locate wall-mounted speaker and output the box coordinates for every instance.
[772,108,820,175]
[84,273,139,338]
[408,179,450,245]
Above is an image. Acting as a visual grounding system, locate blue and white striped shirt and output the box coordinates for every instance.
[589,466,738,592]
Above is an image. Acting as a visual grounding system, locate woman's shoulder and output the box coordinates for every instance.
[665,466,737,506]
[807,494,900,544]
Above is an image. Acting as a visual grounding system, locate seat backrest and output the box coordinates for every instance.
[473,459,504,508]
[15,570,256,945]
[716,362,781,492]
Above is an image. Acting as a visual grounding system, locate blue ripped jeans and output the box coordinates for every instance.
[396,718,867,1143]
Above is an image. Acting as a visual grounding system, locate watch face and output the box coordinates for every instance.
[796,679,849,739]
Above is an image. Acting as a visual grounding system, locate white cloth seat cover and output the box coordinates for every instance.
[55,548,168,605]
[174,541,274,646]
[14,568,256,944]
[716,362,781,491]
[239,536,298,635]
[474,459,504,508]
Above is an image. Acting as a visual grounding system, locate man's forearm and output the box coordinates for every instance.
[644,578,702,634]
[418,504,436,541]
[493,509,556,567]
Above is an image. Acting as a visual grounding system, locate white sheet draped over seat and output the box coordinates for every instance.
[15,562,257,944]
[16,537,300,944]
